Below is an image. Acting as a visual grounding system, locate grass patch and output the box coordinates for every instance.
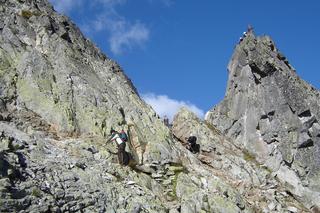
[243,149,256,162]
[20,10,41,19]
[8,140,22,152]
[31,188,42,198]
[243,149,275,176]
[260,165,273,173]
[242,149,272,172]
[171,171,179,198]
[21,10,33,19]
[168,162,188,199]
[204,121,223,136]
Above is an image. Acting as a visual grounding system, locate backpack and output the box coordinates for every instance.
[119,130,128,142]
[188,136,197,144]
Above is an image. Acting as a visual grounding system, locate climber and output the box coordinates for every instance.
[163,115,169,127]
[119,129,128,142]
[185,134,200,154]
[239,31,247,43]
[247,24,254,33]
[107,129,129,165]
[239,25,254,44]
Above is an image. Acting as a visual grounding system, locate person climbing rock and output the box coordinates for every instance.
[247,24,254,33]
[239,25,254,44]
[119,129,128,142]
[243,31,247,37]
[185,134,200,154]
[239,31,247,43]
[107,129,129,165]
[163,115,169,127]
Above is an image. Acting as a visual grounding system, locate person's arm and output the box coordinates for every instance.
[107,133,117,143]
[106,137,112,144]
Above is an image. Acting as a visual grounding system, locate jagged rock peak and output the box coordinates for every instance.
[226,31,298,95]
[206,32,320,209]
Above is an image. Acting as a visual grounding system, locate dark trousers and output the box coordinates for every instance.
[189,142,200,153]
[118,143,126,165]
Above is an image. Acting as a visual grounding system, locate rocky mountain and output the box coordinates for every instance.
[0,0,319,212]
[205,31,320,210]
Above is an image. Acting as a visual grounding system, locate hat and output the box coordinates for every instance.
[110,128,116,134]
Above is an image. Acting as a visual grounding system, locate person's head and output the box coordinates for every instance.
[247,24,253,33]
[110,128,116,135]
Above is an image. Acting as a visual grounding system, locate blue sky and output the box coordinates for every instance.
[50,0,320,120]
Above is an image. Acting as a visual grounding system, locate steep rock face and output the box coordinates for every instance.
[0,0,182,211]
[0,0,176,165]
[172,108,308,212]
[206,32,320,208]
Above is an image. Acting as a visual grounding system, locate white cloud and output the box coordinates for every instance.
[161,0,174,7]
[109,22,149,55]
[49,0,83,14]
[142,93,204,122]
[84,14,149,55]
[78,1,150,55]
[50,0,175,55]
[147,0,174,7]
[94,0,126,6]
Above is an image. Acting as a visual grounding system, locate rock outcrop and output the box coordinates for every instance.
[172,108,309,212]
[206,31,320,209]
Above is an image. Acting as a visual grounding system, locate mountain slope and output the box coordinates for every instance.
[0,0,177,165]
[0,0,179,211]
[1,0,318,212]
